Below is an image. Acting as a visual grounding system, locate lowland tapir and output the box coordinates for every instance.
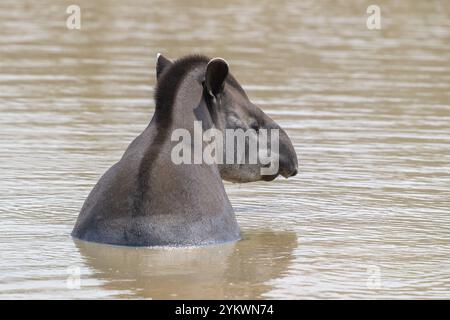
[72,54,298,246]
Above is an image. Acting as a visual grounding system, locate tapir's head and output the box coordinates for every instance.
[156,54,298,183]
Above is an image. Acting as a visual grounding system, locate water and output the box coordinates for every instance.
[1,0,449,299]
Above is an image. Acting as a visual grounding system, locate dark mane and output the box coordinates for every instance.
[153,54,210,124]
[134,55,210,218]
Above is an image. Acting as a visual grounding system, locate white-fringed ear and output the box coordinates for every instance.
[156,53,173,79]
[205,58,229,97]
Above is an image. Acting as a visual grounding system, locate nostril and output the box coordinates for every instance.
[279,166,298,178]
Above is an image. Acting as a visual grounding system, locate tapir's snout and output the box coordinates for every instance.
[279,157,298,178]
[277,128,298,179]
[282,167,298,178]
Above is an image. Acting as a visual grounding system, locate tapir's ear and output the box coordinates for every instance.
[205,58,229,97]
[156,53,172,79]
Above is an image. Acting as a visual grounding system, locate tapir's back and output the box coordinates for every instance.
[71,127,153,244]
[71,156,140,244]
[71,124,240,247]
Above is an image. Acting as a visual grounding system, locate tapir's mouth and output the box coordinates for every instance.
[262,174,278,182]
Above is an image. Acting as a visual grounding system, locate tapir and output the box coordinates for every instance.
[72,54,298,246]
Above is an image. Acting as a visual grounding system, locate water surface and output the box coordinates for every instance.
[1,0,449,299]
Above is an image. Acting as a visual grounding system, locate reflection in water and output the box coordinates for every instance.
[75,230,297,299]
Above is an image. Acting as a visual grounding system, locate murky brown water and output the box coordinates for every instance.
[1,0,450,299]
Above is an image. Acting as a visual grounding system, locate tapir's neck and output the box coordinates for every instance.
[134,70,240,245]
[153,64,207,127]
[138,67,233,223]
